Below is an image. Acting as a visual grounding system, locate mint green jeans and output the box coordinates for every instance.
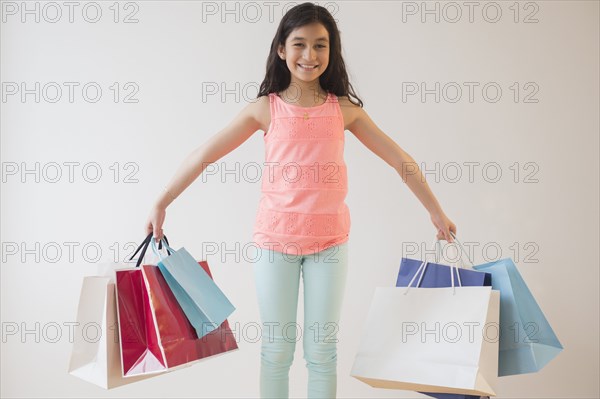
[251,242,349,398]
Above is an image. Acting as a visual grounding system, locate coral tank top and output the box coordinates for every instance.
[252,91,351,256]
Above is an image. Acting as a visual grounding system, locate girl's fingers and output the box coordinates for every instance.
[153,227,163,241]
[436,228,453,242]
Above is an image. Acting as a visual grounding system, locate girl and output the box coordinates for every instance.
[146,3,456,398]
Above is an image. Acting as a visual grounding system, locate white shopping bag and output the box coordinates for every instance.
[351,281,500,396]
[68,276,154,389]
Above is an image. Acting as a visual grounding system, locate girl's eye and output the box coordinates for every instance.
[293,44,327,48]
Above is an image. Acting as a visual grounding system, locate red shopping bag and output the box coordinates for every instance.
[116,267,165,376]
[194,261,239,358]
[146,263,239,364]
[115,234,238,377]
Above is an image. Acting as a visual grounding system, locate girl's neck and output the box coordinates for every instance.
[279,80,327,107]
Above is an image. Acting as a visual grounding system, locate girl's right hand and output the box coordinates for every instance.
[145,205,166,242]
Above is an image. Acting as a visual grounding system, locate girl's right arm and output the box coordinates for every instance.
[145,97,267,239]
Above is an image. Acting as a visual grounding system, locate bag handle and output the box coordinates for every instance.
[150,237,176,261]
[403,236,464,295]
[128,233,171,268]
[436,231,474,267]
[425,234,467,268]
[403,260,462,295]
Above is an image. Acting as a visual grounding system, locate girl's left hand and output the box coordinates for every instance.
[430,211,457,242]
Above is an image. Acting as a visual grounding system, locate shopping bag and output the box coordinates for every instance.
[151,238,236,339]
[143,263,238,364]
[397,257,491,288]
[116,266,170,376]
[473,258,563,376]
[115,233,182,377]
[396,250,493,399]
[115,234,238,377]
[190,261,239,359]
[351,260,500,396]
[68,276,154,388]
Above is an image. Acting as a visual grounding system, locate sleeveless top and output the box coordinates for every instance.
[252,91,351,256]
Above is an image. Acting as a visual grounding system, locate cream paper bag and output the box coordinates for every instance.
[68,276,155,389]
[351,285,500,396]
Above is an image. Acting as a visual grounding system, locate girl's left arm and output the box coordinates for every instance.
[345,103,456,242]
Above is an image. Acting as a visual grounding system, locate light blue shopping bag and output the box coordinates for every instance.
[473,258,563,376]
[150,238,235,339]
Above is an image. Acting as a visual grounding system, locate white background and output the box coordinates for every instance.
[1,1,598,398]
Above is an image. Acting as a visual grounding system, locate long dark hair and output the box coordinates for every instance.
[257,2,363,108]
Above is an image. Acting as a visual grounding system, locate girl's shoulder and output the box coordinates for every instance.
[336,94,362,116]
[336,94,359,108]
[335,95,364,131]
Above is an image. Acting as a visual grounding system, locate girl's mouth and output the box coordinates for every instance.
[298,64,319,71]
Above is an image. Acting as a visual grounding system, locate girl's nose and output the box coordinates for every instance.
[304,46,317,60]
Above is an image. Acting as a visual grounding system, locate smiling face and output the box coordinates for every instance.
[278,22,330,89]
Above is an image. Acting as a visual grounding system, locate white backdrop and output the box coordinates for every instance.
[1,1,598,398]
